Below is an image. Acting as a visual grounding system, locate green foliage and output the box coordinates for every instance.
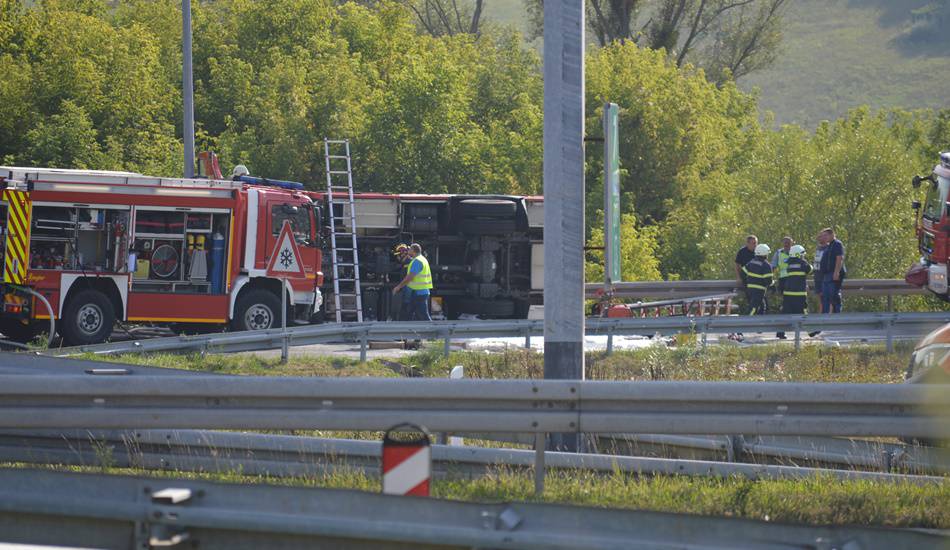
[697,108,926,280]
[585,211,661,282]
[586,43,759,226]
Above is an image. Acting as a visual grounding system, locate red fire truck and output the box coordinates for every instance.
[0,158,544,345]
[907,151,950,299]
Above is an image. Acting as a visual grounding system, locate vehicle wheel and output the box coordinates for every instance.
[232,289,282,332]
[61,290,115,346]
[459,218,517,235]
[0,319,38,344]
[455,298,516,317]
[459,199,517,219]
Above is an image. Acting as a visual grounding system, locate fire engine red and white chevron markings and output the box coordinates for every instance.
[3,188,31,285]
[381,444,431,496]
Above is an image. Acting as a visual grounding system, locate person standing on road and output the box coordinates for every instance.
[392,243,433,321]
[741,244,773,317]
[734,235,758,313]
[818,228,846,313]
[777,244,812,339]
[392,243,413,321]
[813,235,828,313]
[771,237,794,295]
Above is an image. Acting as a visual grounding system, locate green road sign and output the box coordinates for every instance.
[603,102,621,285]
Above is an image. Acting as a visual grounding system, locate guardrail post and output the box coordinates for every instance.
[885,319,894,353]
[359,330,368,363]
[534,432,545,496]
[887,294,894,312]
[443,331,451,358]
[606,327,614,356]
[524,329,531,350]
[794,321,802,352]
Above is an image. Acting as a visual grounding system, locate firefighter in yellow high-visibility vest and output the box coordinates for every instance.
[392,243,433,321]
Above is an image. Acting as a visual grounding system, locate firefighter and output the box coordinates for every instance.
[392,243,433,321]
[392,243,412,321]
[741,244,773,317]
[776,244,812,340]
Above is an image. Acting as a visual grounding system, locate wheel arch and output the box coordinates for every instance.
[61,276,124,321]
[229,276,293,320]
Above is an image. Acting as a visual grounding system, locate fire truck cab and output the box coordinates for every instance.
[0,166,323,345]
[908,151,950,299]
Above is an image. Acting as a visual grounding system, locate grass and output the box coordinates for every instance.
[10,462,949,528]
[88,341,915,384]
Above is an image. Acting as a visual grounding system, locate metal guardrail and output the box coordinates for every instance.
[0,429,943,484]
[44,311,950,358]
[587,278,927,300]
[1,468,943,550]
[1,375,947,439]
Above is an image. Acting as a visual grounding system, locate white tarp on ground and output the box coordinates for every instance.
[458,334,660,353]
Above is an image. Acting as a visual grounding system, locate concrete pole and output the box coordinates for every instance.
[182,0,196,179]
[543,0,585,452]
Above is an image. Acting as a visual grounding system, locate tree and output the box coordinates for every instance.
[527,0,789,83]
[20,100,108,169]
[586,211,661,282]
[403,0,485,37]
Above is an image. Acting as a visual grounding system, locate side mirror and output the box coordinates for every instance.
[912,175,923,188]
[912,200,921,210]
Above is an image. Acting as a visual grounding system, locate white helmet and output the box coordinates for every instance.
[232,164,250,178]
[789,244,806,258]
[754,244,771,257]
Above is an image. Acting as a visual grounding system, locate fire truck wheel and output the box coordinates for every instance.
[0,319,38,344]
[458,199,517,219]
[61,290,115,346]
[233,289,282,332]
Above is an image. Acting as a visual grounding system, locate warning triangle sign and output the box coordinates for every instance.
[266,220,306,278]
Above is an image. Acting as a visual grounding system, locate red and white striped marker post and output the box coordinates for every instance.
[382,423,431,497]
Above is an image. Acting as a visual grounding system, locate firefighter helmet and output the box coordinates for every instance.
[392,243,409,257]
[232,164,250,178]
[790,244,806,257]
[754,244,771,257]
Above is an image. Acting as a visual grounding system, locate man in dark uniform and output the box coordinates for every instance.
[777,244,812,339]
[741,243,773,317]
[392,243,412,321]
[734,235,759,317]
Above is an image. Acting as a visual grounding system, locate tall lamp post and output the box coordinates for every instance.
[542,0,585,452]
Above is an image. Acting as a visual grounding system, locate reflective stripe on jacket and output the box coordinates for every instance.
[782,257,812,295]
[742,258,773,291]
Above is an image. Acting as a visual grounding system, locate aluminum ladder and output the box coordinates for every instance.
[323,138,363,323]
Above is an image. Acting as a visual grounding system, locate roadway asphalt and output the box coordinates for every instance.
[0,352,206,376]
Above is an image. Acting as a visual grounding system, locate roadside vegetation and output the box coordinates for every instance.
[9,462,948,528]
[95,342,914,384]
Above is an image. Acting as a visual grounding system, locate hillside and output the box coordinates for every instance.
[484,0,950,127]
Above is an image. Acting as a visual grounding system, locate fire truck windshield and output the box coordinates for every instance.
[922,175,950,220]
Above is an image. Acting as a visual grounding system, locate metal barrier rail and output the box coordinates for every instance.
[46,311,950,358]
[0,429,943,484]
[1,468,942,550]
[587,278,927,301]
[0,375,947,439]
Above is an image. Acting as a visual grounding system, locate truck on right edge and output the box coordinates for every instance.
[907,151,950,299]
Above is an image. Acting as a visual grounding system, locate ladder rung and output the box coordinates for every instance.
[326,155,350,159]
[328,171,350,175]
